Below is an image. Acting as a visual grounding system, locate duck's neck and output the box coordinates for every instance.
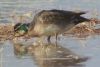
[27,29,39,37]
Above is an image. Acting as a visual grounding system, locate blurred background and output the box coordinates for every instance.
[0,0,100,23]
[0,0,100,67]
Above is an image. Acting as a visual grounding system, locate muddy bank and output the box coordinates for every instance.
[0,18,100,41]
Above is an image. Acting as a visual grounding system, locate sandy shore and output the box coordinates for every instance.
[0,23,14,41]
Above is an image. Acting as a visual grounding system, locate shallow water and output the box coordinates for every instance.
[0,0,100,67]
[0,35,100,67]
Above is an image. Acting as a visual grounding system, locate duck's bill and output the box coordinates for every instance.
[14,30,26,37]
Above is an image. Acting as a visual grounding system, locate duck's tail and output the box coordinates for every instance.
[75,11,88,16]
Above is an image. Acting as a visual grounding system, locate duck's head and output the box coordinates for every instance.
[14,23,30,37]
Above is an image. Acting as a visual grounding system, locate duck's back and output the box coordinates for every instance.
[33,9,86,24]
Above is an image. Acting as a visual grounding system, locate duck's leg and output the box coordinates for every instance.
[55,33,58,41]
[47,35,51,43]
[55,33,58,46]
[47,34,58,45]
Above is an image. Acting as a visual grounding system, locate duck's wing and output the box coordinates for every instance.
[34,10,87,24]
[49,9,87,16]
[29,10,88,31]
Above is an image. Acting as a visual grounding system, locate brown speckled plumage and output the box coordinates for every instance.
[28,9,89,42]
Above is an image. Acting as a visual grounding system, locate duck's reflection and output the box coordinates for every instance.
[13,42,89,67]
[13,42,28,58]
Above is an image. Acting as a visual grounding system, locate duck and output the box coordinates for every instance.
[14,9,90,43]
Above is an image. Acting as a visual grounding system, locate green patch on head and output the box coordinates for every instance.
[19,24,28,32]
[14,23,29,36]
